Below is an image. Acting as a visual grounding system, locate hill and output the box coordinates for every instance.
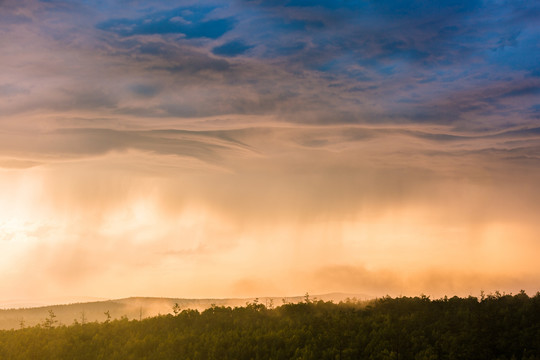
[0,293,368,330]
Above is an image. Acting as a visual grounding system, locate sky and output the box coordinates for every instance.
[0,0,539,302]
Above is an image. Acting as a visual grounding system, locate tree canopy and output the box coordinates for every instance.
[0,292,538,359]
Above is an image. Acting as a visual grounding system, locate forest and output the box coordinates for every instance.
[0,292,538,360]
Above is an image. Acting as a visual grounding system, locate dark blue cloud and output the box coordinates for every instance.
[371,0,482,18]
[271,42,306,56]
[275,18,324,31]
[130,84,161,98]
[97,6,234,39]
[248,0,365,10]
[212,40,253,57]
[250,0,537,76]
[500,86,540,99]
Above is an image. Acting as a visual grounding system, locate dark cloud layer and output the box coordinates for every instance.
[2,0,539,128]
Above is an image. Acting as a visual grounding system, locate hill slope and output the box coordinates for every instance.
[0,293,367,330]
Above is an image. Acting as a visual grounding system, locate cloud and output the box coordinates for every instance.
[97,6,235,39]
[312,265,402,295]
[1,0,539,301]
[1,124,539,299]
[311,265,540,298]
[2,0,538,129]
[212,40,253,57]
[500,85,540,98]
[0,158,42,169]
[129,84,161,98]
[0,128,257,166]
[0,84,28,97]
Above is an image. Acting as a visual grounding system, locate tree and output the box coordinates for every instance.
[43,309,58,328]
[104,310,111,323]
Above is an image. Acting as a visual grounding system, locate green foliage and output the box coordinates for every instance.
[0,292,538,359]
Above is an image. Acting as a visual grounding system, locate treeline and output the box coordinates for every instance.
[0,292,538,359]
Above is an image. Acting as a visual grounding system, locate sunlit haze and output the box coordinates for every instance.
[1,0,539,303]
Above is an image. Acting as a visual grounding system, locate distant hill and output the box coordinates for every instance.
[0,297,107,310]
[0,293,369,330]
